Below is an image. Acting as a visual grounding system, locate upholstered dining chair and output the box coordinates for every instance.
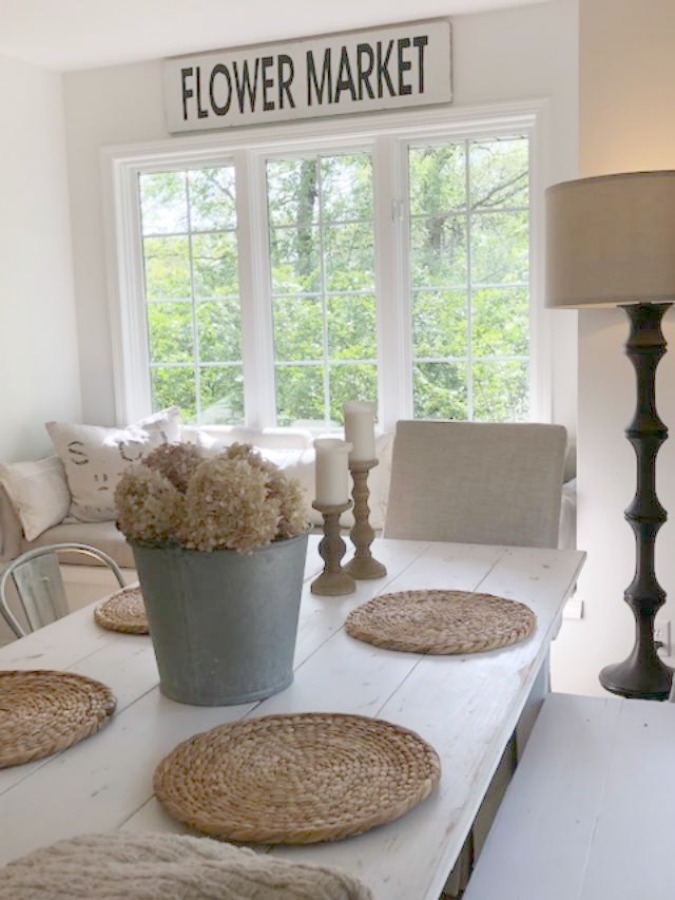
[384,420,567,547]
[0,542,125,639]
[383,420,568,899]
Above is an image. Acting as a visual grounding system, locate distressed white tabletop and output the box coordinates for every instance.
[0,537,584,900]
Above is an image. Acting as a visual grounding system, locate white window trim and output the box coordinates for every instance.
[101,98,552,431]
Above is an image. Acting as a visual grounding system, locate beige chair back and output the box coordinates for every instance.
[383,420,567,549]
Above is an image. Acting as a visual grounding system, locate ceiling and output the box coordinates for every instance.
[0,0,546,72]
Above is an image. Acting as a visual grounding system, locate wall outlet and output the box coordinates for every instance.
[655,620,672,656]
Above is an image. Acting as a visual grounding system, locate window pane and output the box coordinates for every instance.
[140,172,187,235]
[268,151,377,427]
[473,360,529,422]
[200,366,244,424]
[321,154,373,221]
[269,225,321,293]
[139,165,243,424]
[470,138,529,210]
[412,290,468,358]
[273,296,323,361]
[143,236,191,299]
[197,300,241,362]
[275,365,325,427]
[472,288,528,358]
[329,364,378,423]
[147,302,193,362]
[151,366,196,422]
[324,224,375,291]
[471,211,528,284]
[192,233,239,298]
[413,363,468,420]
[409,144,466,216]
[267,159,319,228]
[409,216,467,287]
[328,294,377,360]
[188,167,237,231]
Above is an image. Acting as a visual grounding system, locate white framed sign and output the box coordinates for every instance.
[163,19,452,133]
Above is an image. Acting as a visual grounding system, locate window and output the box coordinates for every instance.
[408,137,529,421]
[109,104,545,433]
[266,154,378,427]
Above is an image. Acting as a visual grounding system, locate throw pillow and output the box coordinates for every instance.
[46,407,181,523]
[0,456,71,541]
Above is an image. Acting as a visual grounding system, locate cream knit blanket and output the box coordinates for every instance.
[0,832,374,900]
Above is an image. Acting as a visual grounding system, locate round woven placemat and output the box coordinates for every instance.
[153,712,441,844]
[94,586,148,634]
[0,670,117,768]
[345,589,536,654]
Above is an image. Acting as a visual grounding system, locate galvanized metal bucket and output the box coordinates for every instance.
[130,532,309,706]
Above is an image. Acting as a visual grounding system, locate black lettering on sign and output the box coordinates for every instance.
[195,66,208,118]
[278,54,296,109]
[233,58,260,113]
[376,40,395,98]
[307,49,332,105]
[397,38,412,96]
[335,46,357,102]
[181,67,194,121]
[262,56,275,111]
[356,43,375,100]
[210,63,232,116]
[413,35,429,93]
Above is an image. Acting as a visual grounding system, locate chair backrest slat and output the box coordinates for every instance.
[12,553,70,632]
[0,542,126,639]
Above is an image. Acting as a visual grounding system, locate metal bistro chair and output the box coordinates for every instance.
[0,542,125,638]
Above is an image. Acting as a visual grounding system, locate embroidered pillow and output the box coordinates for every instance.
[46,407,181,523]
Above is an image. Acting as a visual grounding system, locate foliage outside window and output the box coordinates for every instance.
[135,127,531,430]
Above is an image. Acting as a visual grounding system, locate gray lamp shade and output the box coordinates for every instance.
[545,171,675,308]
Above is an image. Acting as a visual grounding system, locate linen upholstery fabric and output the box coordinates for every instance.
[0,832,373,899]
[383,421,567,549]
[46,408,181,523]
[22,520,135,569]
[0,457,70,541]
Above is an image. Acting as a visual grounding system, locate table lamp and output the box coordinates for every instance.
[546,170,675,700]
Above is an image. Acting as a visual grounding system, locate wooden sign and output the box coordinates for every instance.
[163,20,452,133]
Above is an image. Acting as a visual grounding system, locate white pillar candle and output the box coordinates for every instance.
[343,401,376,462]
[314,438,353,506]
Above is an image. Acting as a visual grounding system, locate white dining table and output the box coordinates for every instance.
[0,536,585,899]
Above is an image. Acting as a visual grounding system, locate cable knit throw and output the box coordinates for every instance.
[0,832,374,900]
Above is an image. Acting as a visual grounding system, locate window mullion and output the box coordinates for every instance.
[373,135,412,433]
[235,149,276,429]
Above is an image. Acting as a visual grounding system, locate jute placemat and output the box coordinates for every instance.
[345,589,536,654]
[0,670,117,768]
[94,586,148,634]
[153,712,441,844]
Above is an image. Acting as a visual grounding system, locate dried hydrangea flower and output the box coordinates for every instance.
[114,439,308,552]
[115,465,184,544]
[181,456,280,553]
[143,442,203,494]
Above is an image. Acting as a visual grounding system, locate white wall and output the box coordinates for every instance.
[0,54,81,461]
[62,0,579,433]
[551,0,675,694]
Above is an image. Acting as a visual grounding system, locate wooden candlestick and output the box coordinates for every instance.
[345,459,387,580]
[311,500,356,596]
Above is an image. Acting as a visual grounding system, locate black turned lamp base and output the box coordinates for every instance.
[600,657,673,701]
[600,301,674,701]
